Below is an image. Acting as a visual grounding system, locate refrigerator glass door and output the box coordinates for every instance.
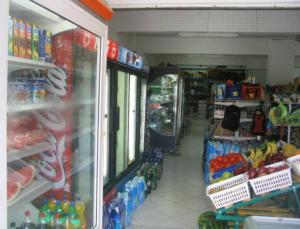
[128,74,137,165]
[139,78,147,155]
[116,71,138,176]
[7,0,102,227]
[103,69,110,184]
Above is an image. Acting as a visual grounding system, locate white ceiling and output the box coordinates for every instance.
[106,0,300,9]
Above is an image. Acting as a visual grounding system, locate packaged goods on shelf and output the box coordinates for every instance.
[18,19,26,58]
[25,22,32,59]
[8,69,48,105]
[8,15,52,62]
[13,17,19,57]
[8,16,13,56]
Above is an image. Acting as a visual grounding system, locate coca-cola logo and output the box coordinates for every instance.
[34,67,68,190]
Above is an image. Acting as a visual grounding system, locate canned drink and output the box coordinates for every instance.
[15,78,32,103]
[32,78,47,103]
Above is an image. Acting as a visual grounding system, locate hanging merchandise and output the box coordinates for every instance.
[268,103,288,125]
[215,83,226,100]
[286,105,300,126]
[222,105,241,131]
[251,107,266,135]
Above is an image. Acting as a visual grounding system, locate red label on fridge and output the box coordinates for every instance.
[73,28,97,52]
[33,32,73,199]
[107,39,119,60]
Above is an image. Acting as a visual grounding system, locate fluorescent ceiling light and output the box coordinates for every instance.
[178,32,239,38]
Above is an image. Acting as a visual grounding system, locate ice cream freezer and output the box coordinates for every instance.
[0,0,111,228]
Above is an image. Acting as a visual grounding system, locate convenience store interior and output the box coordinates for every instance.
[104,1,300,229]
[3,1,300,229]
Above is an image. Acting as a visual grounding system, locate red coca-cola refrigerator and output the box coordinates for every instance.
[0,0,110,228]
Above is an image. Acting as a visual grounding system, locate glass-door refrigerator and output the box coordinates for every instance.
[146,67,184,153]
[2,0,108,228]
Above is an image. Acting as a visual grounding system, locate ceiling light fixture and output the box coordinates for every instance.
[178,32,239,38]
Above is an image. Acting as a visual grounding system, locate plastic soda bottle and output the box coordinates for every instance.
[75,197,87,229]
[49,194,57,213]
[36,212,51,229]
[40,199,51,223]
[69,202,81,229]
[56,200,63,214]
[54,213,65,229]
[20,211,35,229]
[64,214,73,229]
[62,195,70,214]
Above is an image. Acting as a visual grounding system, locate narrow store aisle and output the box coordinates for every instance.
[129,118,212,229]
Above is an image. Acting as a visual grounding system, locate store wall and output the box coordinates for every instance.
[135,36,300,85]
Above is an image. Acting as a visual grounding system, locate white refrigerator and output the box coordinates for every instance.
[0,0,108,228]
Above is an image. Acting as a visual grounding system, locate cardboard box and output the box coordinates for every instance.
[25,22,32,59]
[32,25,39,60]
[18,19,26,58]
[45,31,52,63]
[13,17,19,57]
[8,16,13,56]
[38,29,46,61]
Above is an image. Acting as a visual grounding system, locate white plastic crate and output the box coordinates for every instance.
[206,174,250,209]
[287,154,300,176]
[249,161,292,196]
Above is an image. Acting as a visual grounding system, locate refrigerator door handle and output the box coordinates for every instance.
[116,106,120,131]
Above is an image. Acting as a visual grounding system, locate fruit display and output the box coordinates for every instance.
[248,141,278,168]
[7,113,47,151]
[248,161,292,195]
[247,163,289,179]
[211,171,233,184]
[210,153,246,173]
[283,144,300,157]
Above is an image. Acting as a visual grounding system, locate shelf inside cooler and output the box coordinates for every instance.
[7,141,52,162]
[8,179,52,210]
[8,56,56,75]
[8,103,51,113]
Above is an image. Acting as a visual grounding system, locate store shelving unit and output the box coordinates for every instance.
[211,99,261,141]
[7,141,52,163]
[8,180,53,210]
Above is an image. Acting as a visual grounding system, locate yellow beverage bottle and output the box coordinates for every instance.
[62,195,70,214]
[75,197,87,229]
[64,213,73,229]
[48,194,57,213]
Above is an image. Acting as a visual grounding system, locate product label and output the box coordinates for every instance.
[8,16,13,56]
[18,19,26,58]
[34,32,73,199]
[45,31,52,63]
[13,17,19,57]
[32,25,39,60]
[25,22,32,59]
[38,29,46,61]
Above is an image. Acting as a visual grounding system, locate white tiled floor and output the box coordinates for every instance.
[128,118,212,229]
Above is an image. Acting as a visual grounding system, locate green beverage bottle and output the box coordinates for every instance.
[36,212,51,229]
[69,201,81,229]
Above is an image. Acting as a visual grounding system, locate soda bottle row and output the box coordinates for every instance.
[10,195,87,229]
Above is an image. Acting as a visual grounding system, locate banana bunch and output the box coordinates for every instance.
[264,142,278,159]
[283,144,298,157]
[248,142,278,168]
